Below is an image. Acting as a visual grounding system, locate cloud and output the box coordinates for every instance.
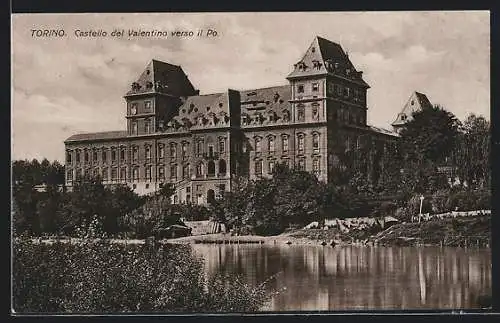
[11,12,490,162]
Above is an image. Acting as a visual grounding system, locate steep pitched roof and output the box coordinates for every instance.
[125,59,197,98]
[65,130,128,143]
[240,85,292,126]
[177,92,228,124]
[287,36,369,87]
[392,91,433,127]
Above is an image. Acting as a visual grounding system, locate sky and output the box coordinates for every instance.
[12,11,490,162]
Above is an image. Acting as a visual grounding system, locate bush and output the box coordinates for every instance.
[13,239,270,313]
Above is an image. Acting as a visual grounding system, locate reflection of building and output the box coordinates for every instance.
[64,36,399,201]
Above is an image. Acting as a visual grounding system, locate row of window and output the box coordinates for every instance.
[130,119,152,135]
[333,107,366,125]
[67,159,228,182]
[66,139,227,164]
[129,101,152,114]
[297,83,320,93]
[253,158,321,176]
[326,83,365,103]
[252,133,320,155]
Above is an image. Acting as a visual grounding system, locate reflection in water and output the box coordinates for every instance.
[192,245,491,311]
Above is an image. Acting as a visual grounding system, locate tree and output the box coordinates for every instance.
[399,105,460,165]
[452,114,490,189]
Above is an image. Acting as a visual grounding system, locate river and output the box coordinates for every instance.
[192,244,491,311]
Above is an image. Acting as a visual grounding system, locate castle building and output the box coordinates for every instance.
[64,36,399,203]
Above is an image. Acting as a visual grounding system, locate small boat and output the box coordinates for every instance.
[285,240,292,245]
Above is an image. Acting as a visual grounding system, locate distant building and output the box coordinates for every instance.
[64,36,399,203]
[391,91,433,134]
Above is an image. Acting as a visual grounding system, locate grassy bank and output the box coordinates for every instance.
[13,239,270,313]
[370,216,491,247]
[170,215,491,248]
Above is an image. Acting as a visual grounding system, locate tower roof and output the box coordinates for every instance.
[391,91,433,127]
[125,59,197,98]
[287,36,369,87]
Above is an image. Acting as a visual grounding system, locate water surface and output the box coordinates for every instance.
[192,244,491,311]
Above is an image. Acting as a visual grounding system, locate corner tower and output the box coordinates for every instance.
[124,59,198,136]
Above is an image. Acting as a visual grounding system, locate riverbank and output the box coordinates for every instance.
[169,215,491,247]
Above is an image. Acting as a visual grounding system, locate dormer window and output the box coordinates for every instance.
[144,101,152,112]
[297,84,304,93]
[131,82,141,91]
[146,81,153,89]
[312,83,319,92]
[311,47,315,53]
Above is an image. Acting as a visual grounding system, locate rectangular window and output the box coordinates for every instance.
[182,143,188,158]
[131,122,138,135]
[158,166,165,180]
[313,134,320,153]
[255,160,263,176]
[344,87,350,97]
[297,106,305,121]
[170,144,177,158]
[145,145,151,160]
[132,146,139,162]
[219,139,225,154]
[170,164,177,179]
[268,161,275,174]
[312,105,319,120]
[145,166,152,181]
[132,167,139,181]
[336,85,342,96]
[93,151,98,162]
[268,137,275,153]
[297,84,304,93]
[298,136,305,154]
[208,145,214,157]
[313,159,320,174]
[120,148,125,161]
[102,168,108,180]
[76,150,80,163]
[84,151,89,162]
[66,151,72,163]
[111,149,117,162]
[120,167,127,181]
[255,138,261,153]
[183,164,190,179]
[144,120,150,134]
[282,136,289,153]
[101,150,107,163]
[196,140,204,156]
[312,83,319,92]
[158,144,164,159]
[298,159,306,171]
[144,101,152,112]
[111,168,117,181]
[67,170,73,181]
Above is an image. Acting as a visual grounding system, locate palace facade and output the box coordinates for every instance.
[64,36,400,203]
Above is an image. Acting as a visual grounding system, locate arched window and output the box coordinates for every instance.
[158,166,165,180]
[313,159,320,175]
[196,140,204,156]
[120,167,126,181]
[208,160,216,176]
[145,165,152,181]
[170,164,177,180]
[145,145,151,160]
[219,159,227,175]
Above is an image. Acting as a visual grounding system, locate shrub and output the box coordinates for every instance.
[13,239,270,313]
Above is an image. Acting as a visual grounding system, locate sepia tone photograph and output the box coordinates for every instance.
[11,11,491,313]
